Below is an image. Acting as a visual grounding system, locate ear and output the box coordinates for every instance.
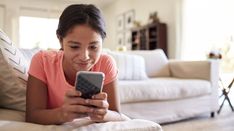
[57,35,63,50]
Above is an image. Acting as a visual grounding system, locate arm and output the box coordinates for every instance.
[103,80,130,121]
[87,80,130,122]
[103,80,120,111]
[26,75,94,125]
[26,75,62,124]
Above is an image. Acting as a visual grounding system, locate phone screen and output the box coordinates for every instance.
[75,71,104,99]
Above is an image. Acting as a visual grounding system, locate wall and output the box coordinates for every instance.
[0,5,5,30]
[0,0,182,58]
[102,0,182,58]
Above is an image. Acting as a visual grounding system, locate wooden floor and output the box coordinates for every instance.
[162,95,234,131]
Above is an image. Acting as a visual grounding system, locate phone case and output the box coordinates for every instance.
[75,71,105,99]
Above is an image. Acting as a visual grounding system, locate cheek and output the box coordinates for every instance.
[65,51,78,61]
[92,51,101,62]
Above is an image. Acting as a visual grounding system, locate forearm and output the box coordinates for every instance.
[103,110,131,122]
[26,107,63,125]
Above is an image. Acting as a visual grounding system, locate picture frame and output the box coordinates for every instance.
[124,31,132,50]
[116,9,135,50]
[116,14,124,32]
[117,32,124,46]
[124,10,135,29]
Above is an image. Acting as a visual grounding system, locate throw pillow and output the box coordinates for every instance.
[0,29,28,81]
[0,49,26,111]
[0,29,30,111]
[108,51,148,80]
[127,49,170,77]
[19,48,41,68]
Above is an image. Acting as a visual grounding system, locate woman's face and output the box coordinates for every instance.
[61,24,103,72]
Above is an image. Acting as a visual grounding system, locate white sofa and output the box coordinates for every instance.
[109,49,219,124]
[0,29,162,131]
[0,28,219,130]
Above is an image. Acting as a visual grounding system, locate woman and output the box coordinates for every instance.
[26,4,129,125]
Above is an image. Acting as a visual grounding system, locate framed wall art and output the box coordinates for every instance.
[124,31,132,50]
[116,14,124,32]
[117,33,124,46]
[116,9,135,50]
[124,10,135,29]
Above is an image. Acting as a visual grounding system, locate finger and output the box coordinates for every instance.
[68,105,94,114]
[92,92,107,100]
[88,113,104,121]
[65,112,88,122]
[92,108,107,115]
[87,99,109,108]
[66,97,87,105]
[65,89,81,97]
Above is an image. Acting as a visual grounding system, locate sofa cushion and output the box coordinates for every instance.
[108,51,148,80]
[0,108,25,121]
[0,50,26,111]
[126,49,170,77]
[118,78,211,103]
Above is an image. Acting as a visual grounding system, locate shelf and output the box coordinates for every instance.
[130,22,167,55]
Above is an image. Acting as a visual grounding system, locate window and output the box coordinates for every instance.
[182,0,234,72]
[19,16,59,49]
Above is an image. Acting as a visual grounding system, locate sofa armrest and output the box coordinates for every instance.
[169,60,220,111]
[169,60,219,82]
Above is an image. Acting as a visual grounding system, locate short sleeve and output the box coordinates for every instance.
[28,51,47,83]
[102,55,118,85]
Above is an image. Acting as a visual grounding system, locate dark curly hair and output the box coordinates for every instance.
[56,4,106,40]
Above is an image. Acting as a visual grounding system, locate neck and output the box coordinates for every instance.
[62,60,76,86]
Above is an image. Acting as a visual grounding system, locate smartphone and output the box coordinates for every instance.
[75,71,105,99]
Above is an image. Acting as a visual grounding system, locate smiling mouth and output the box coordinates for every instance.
[78,63,89,66]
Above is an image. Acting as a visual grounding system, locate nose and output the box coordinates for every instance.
[80,49,90,61]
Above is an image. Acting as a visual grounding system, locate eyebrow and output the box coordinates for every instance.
[67,40,100,45]
[90,41,100,45]
[67,41,80,45]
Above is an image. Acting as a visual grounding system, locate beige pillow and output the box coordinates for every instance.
[0,49,26,111]
[0,29,28,81]
[0,29,27,111]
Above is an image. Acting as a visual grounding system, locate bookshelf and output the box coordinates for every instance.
[131,22,167,55]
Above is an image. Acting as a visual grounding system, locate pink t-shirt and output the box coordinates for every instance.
[28,50,117,109]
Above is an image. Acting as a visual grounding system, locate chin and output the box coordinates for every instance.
[75,67,92,72]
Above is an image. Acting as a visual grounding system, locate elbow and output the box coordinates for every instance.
[25,111,33,123]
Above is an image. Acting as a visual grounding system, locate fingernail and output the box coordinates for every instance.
[90,108,94,112]
[77,92,82,96]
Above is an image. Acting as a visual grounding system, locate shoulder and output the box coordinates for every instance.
[96,53,118,85]
[99,53,115,64]
[92,53,117,72]
[32,50,63,63]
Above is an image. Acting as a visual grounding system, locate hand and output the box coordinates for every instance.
[59,88,94,123]
[86,92,109,122]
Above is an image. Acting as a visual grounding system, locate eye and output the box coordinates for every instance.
[70,45,80,49]
[90,45,98,50]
